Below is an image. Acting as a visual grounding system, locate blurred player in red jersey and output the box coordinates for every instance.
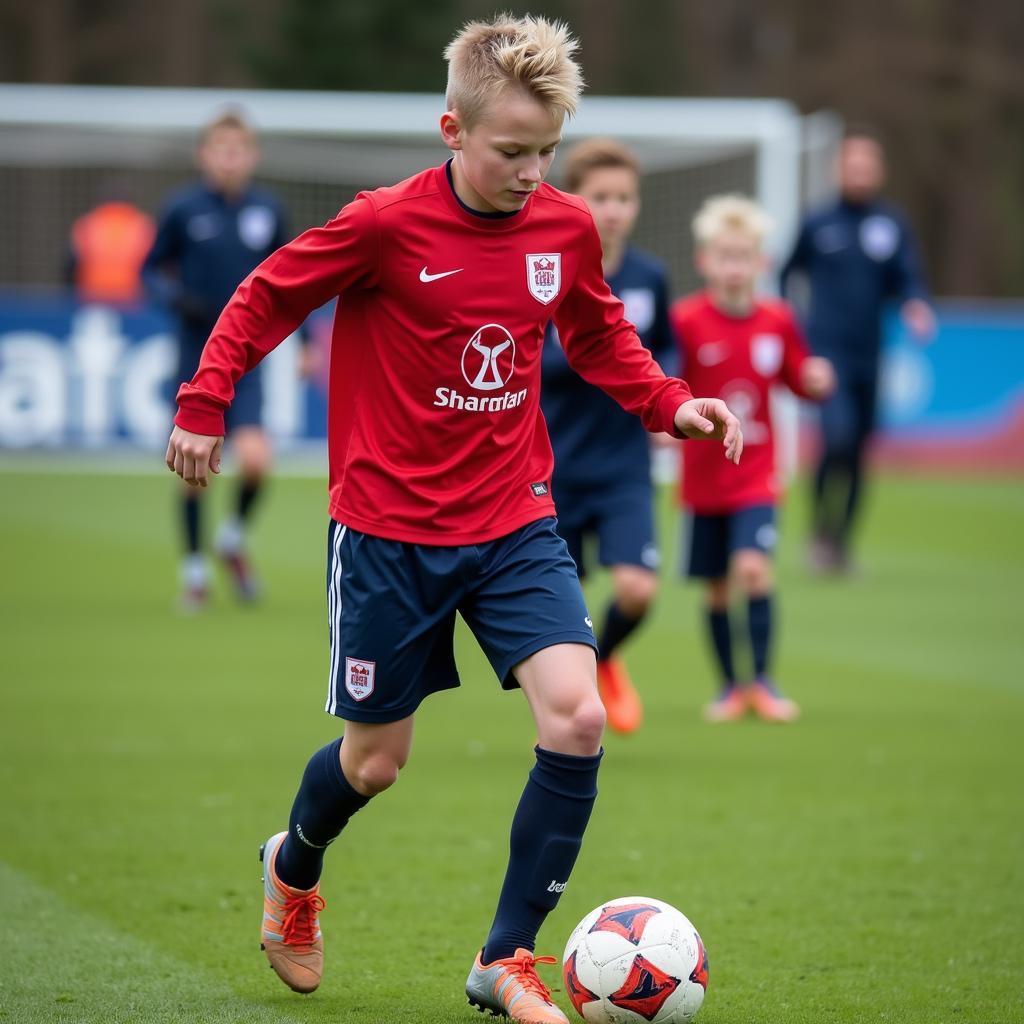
[672,196,834,723]
[165,16,741,1020]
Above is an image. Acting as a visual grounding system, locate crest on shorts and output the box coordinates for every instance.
[751,333,784,377]
[344,658,376,701]
[526,253,561,304]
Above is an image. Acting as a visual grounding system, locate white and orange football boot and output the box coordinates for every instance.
[702,685,749,723]
[466,948,569,1023]
[747,679,800,723]
[259,831,326,993]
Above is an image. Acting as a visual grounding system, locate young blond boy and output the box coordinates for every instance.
[671,196,833,723]
[541,139,676,734]
[166,16,740,1020]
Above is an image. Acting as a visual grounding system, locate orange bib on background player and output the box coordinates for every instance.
[71,202,156,303]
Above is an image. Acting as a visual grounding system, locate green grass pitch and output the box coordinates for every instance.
[0,465,1021,1023]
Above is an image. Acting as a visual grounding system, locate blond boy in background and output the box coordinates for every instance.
[671,196,833,722]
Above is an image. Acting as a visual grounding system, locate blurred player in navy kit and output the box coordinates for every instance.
[143,110,302,608]
[541,140,676,735]
[781,128,935,573]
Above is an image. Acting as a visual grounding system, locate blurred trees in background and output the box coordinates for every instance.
[1,0,1021,296]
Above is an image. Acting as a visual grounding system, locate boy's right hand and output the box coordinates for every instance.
[166,426,223,488]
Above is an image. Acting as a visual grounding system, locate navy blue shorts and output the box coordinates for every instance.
[324,517,598,723]
[684,504,777,579]
[552,478,659,580]
[178,341,263,432]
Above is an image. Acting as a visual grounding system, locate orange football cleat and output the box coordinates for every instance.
[596,657,643,734]
[702,686,749,722]
[747,679,800,723]
[466,948,569,1023]
[259,831,326,993]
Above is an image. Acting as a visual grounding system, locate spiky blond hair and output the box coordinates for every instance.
[692,194,772,247]
[444,14,584,126]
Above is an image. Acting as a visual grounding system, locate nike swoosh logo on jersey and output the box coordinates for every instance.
[419,266,464,283]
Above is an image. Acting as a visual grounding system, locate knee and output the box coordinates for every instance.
[733,553,771,596]
[555,695,606,754]
[234,434,272,479]
[239,453,270,482]
[616,572,658,618]
[347,751,403,796]
[706,577,729,610]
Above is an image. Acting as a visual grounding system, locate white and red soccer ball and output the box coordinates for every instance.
[562,897,708,1023]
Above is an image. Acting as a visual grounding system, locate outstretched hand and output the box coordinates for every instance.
[165,426,224,487]
[901,298,937,343]
[674,398,743,464]
[801,356,836,400]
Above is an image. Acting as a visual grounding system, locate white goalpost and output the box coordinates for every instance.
[0,85,834,463]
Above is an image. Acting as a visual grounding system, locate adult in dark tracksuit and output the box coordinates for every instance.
[143,110,301,608]
[781,130,934,571]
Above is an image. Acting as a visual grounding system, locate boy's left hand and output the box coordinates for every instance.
[801,356,836,400]
[674,398,743,464]
[901,298,937,343]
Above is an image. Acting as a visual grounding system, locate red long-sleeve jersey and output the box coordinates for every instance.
[671,292,812,514]
[176,163,693,544]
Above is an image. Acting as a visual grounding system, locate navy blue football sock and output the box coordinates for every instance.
[236,478,262,523]
[598,601,644,660]
[812,453,834,538]
[706,608,736,688]
[482,746,602,963]
[275,738,370,890]
[748,595,773,679]
[182,492,201,554]
[839,451,866,550]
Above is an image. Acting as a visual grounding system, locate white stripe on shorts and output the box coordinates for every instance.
[325,524,347,715]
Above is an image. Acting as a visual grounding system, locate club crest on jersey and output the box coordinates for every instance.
[751,333,784,377]
[239,205,276,250]
[621,287,656,333]
[860,214,899,261]
[526,253,561,304]
[344,658,376,701]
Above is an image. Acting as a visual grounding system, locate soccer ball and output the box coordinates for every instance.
[561,896,708,1023]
